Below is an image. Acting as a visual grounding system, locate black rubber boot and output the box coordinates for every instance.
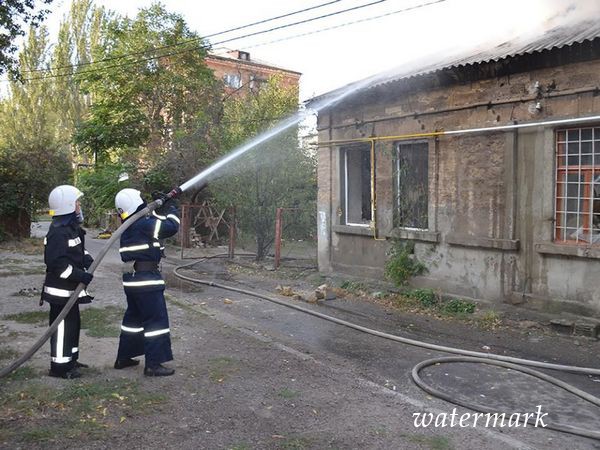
[144,364,175,377]
[114,358,140,370]
[48,367,81,379]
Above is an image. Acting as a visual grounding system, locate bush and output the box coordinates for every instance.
[440,298,476,315]
[406,288,438,307]
[384,240,426,287]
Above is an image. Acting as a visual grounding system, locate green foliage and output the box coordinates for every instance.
[384,240,426,287]
[0,0,53,76]
[76,163,131,226]
[440,298,476,315]
[406,288,438,307]
[0,25,72,224]
[75,3,219,168]
[340,280,367,293]
[214,76,316,259]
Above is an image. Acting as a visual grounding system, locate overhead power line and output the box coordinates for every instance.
[243,0,447,50]
[21,0,378,75]
[9,0,445,83]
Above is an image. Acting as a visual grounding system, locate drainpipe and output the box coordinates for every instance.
[370,138,386,241]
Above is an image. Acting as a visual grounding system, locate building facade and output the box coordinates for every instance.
[205,50,301,96]
[315,21,600,315]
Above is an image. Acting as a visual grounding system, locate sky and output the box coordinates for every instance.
[30,0,600,101]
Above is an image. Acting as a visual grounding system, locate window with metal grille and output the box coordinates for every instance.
[554,127,600,245]
[340,145,371,226]
[394,141,429,229]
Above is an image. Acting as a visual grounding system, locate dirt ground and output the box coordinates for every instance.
[1,227,600,449]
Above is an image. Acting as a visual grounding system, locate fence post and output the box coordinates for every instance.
[228,207,236,259]
[274,207,283,269]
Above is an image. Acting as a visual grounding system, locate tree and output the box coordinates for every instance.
[0,0,53,77]
[74,3,221,170]
[214,76,316,259]
[0,25,71,238]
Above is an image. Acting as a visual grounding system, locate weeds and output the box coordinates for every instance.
[4,310,47,324]
[278,388,300,399]
[384,240,426,287]
[478,310,502,329]
[395,289,476,318]
[0,378,166,444]
[208,356,238,383]
[81,306,124,337]
[339,280,367,293]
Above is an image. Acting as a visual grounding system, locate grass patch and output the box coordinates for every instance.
[0,266,46,277]
[0,378,167,445]
[0,238,45,255]
[208,356,238,383]
[228,444,251,450]
[4,310,47,324]
[478,310,502,329]
[439,298,476,315]
[390,289,477,319]
[404,434,453,450]
[278,387,300,399]
[339,280,367,293]
[81,306,124,338]
[280,437,311,450]
[5,366,38,381]
[0,347,19,360]
[4,306,124,337]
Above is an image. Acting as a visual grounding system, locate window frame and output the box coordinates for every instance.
[340,144,372,227]
[554,126,600,246]
[393,140,430,231]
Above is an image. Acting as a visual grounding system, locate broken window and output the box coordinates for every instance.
[341,145,372,226]
[555,127,600,245]
[394,141,429,229]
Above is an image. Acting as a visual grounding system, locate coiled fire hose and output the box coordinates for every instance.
[173,255,600,441]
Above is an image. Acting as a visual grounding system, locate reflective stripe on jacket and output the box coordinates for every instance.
[41,214,94,305]
[120,205,180,293]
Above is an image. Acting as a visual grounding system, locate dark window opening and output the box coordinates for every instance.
[395,141,429,229]
[341,146,372,225]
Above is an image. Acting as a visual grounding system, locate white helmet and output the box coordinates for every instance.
[48,185,83,216]
[115,188,144,220]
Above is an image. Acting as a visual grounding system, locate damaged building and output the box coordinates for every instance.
[313,20,600,315]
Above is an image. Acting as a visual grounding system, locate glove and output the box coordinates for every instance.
[152,191,178,216]
[80,272,93,286]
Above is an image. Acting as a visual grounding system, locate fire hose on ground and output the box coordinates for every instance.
[173,255,600,441]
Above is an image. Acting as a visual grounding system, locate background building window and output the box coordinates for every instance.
[223,73,242,89]
[555,127,600,244]
[341,145,371,226]
[394,141,429,229]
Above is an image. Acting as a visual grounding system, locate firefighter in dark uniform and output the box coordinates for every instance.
[113,188,179,376]
[41,185,94,379]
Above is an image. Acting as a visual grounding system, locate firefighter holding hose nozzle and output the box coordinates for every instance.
[113,188,180,376]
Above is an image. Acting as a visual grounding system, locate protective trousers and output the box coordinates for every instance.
[49,303,80,374]
[116,289,172,367]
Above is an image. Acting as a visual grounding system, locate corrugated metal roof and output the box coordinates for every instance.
[310,19,600,102]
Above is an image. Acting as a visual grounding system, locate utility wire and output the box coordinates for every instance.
[21,0,346,74]
[8,0,444,84]
[244,0,446,50]
[8,0,390,82]
[21,0,387,77]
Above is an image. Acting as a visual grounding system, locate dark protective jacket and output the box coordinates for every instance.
[120,203,180,293]
[41,214,94,305]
